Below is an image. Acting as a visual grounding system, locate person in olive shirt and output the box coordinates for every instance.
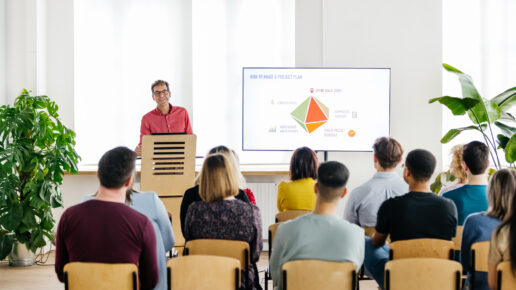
[363,149,458,289]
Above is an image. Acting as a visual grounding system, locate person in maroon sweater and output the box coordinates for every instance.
[55,147,158,290]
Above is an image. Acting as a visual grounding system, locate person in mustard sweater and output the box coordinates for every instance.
[277,147,319,212]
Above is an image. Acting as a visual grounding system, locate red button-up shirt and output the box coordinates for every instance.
[139,104,193,145]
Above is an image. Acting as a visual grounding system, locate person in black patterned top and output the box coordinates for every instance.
[184,153,263,290]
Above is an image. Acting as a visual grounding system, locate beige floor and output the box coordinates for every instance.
[0,251,379,290]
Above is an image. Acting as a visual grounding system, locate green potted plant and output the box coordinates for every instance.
[0,89,80,266]
[429,64,516,192]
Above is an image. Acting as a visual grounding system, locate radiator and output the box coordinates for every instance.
[247,182,278,250]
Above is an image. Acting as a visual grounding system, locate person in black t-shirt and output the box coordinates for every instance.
[363,149,458,289]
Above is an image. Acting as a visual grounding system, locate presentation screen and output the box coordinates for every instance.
[242,67,390,151]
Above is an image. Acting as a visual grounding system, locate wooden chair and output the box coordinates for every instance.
[470,241,489,290]
[389,238,455,260]
[384,258,462,290]
[167,255,240,290]
[496,261,516,290]
[63,262,138,290]
[183,239,250,286]
[282,260,357,290]
[265,222,283,290]
[452,226,464,251]
[275,210,311,223]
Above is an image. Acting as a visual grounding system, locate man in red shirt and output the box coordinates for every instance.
[135,80,193,155]
[55,147,159,290]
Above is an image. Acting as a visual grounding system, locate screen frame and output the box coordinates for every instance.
[241,67,391,152]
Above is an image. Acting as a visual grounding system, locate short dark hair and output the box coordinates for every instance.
[373,137,403,169]
[290,147,318,181]
[98,147,136,189]
[151,80,170,93]
[317,161,350,202]
[405,149,436,182]
[463,141,489,175]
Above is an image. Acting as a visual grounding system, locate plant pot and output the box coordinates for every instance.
[8,241,35,267]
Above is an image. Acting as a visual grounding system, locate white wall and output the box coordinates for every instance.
[5,0,39,102]
[2,0,443,219]
[46,0,74,128]
[294,0,443,215]
[0,0,5,104]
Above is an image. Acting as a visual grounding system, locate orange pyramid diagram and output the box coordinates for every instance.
[291,96,329,133]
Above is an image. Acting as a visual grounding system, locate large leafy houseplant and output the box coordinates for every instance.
[430,64,516,169]
[0,89,80,260]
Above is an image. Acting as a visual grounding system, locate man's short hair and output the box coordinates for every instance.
[317,161,350,202]
[151,80,170,93]
[373,137,403,169]
[405,149,436,182]
[463,141,489,175]
[98,147,136,189]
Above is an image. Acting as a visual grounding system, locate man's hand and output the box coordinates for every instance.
[135,145,142,156]
[371,231,388,247]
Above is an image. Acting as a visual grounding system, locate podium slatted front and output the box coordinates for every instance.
[141,134,196,246]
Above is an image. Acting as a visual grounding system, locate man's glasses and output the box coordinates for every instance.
[153,89,169,95]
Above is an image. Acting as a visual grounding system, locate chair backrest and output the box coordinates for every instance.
[282,260,357,290]
[497,261,516,290]
[167,255,240,290]
[275,210,311,223]
[452,226,463,251]
[384,258,462,290]
[389,238,455,260]
[183,239,250,270]
[63,262,138,290]
[268,223,282,257]
[471,241,489,272]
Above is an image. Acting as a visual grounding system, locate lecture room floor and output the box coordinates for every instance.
[0,251,379,289]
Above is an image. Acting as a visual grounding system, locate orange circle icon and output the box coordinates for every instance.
[348,130,356,137]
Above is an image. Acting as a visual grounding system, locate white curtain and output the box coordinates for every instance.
[75,0,294,164]
[75,0,192,164]
[442,0,516,166]
[192,0,295,163]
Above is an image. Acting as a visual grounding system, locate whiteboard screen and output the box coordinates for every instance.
[242,67,390,151]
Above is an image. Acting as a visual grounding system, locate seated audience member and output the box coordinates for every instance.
[84,186,174,290]
[277,147,318,212]
[180,145,251,236]
[344,137,407,231]
[364,149,458,289]
[270,161,365,290]
[443,141,489,225]
[462,169,516,290]
[55,147,158,290]
[231,148,256,205]
[184,154,263,290]
[439,144,467,195]
[488,171,516,290]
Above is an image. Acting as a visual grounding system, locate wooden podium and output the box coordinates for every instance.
[140,134,196,247]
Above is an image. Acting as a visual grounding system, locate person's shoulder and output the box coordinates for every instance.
[442,185,466,198]
[332,216,364,233]
[233,199,260,212]
[62,200,90,216]
[171,106,188,113]
[384,192,409,203]
[351,178,376,193]
[142,108,158,118]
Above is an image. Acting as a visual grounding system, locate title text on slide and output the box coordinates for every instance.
[249,74,303,80]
